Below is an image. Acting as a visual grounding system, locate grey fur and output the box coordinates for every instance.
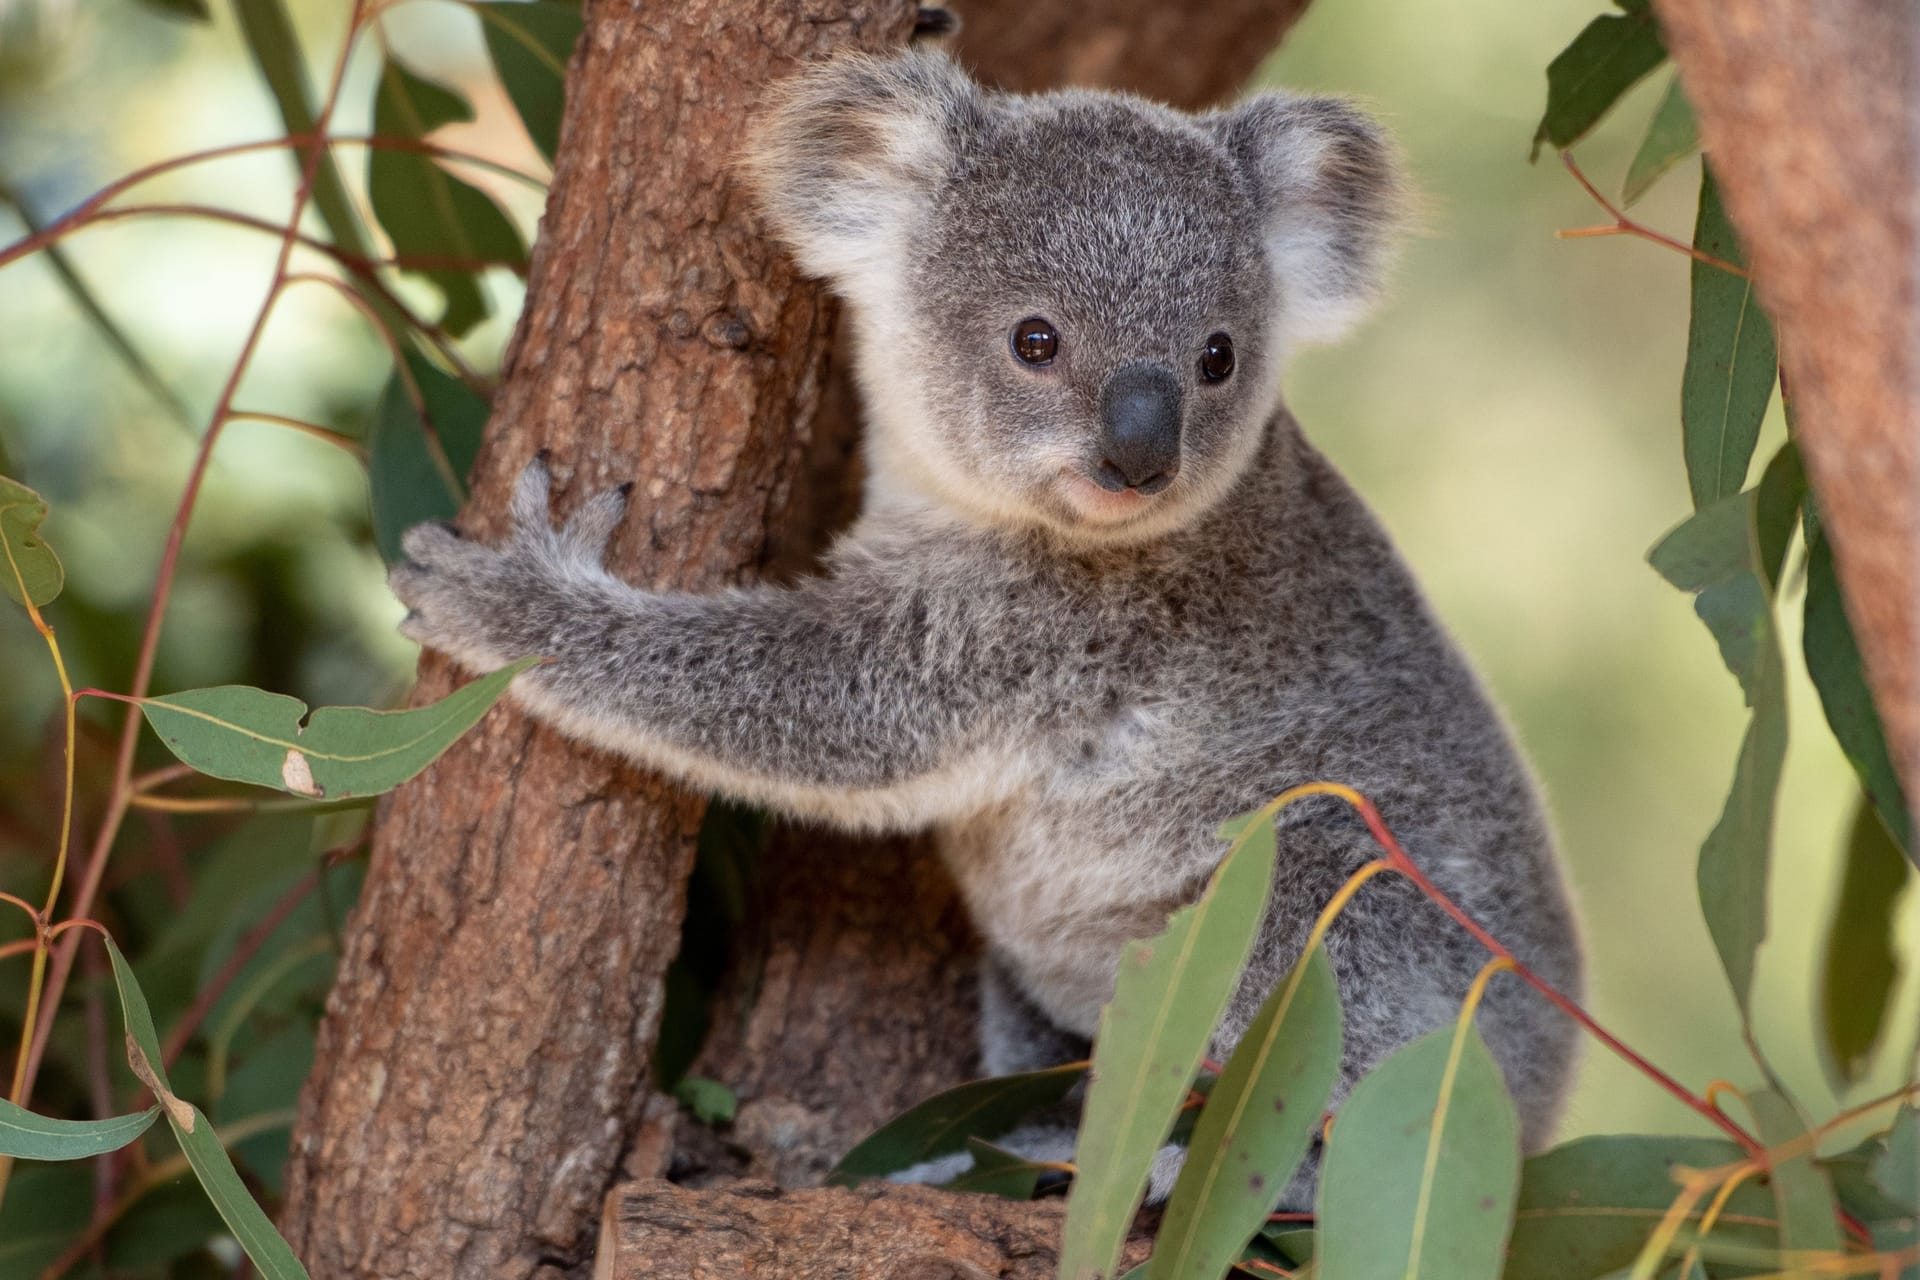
[390,50,1582,1207]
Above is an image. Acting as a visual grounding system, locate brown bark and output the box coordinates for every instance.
[597,1181,1156,1280]
[1654,0,1920,815]
[279,3,917,1277]
[949,0,1314,109]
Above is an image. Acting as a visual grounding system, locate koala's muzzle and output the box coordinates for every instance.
[1096,363,1182,494]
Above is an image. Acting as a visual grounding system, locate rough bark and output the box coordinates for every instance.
[1654,0,1920,814]
[597,1181,1156,1280]
[279,3,917,1277]
[948,0,1314,109]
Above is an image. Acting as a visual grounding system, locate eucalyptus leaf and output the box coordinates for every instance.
[104,937,312,1280]
[947,1137,1050,1199]
[1533,1,1666,157]
[1151,946,1342,1280]
[139,658,538,799]
[1622,73,1698,205]
[368,349,489,564]
[1058,816,1280,1280]
[477,0,582,163]
[1819,798,1908,1085]
[1804,505,1914,856]
[829,1062,1085,1186]
[1505,1135,1771,1280]
[673,1075,737,1127]
[0,1098,159,1160]
[1316,1023,1521,1280]
[1745,1089,1841,1254]
[132,0,211,20]
[1649,446,1804,1011]
[1682,165,1776,510]
[0,474,63,608]
[369,56,528,336]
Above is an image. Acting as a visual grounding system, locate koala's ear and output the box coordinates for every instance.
[743,50,981,301]
[1209,94,1406,347]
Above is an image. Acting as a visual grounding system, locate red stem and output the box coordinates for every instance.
[15,0,370,1105]
[1344,794,1764,1158]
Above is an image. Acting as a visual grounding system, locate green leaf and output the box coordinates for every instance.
[1622,73,1698,205]
[368,350,489,564]
[1532,1,1666,158]
[1151,946,1342,1280]
[1819,798,1909,1085]
[1745,1089,1841,1254]
[0,1097,159,1160]
[0,1164,94,1275]
[477,0,582,164]
[1805,506,1914,856]
[673,1075,737,1126]
[103,936,311,1280]
[1315,1023,1521,1280]
[1058,816,1281,1280]
[0,474,64,608]
[132,0,211,20]
[370,56,528,336]
[1505,1135,1771,1279]
[140,659,537,799]
[1874,1107,1919,1217]
[1649,446,1804,1010]
[1682,165,1777,509]
[946,1137,1049,1199]
[829,1062,1085,1186]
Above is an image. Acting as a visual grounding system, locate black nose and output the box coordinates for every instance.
[1097,363,1182,493]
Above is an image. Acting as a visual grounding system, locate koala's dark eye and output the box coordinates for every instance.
[1010,317,1059,366]
[1199,333,1235,382]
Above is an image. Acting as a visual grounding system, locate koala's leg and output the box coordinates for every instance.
[978,955,1090,1076]
[389,458,1068,832]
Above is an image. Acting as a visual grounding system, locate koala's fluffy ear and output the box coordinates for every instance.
[1209,95,1406,347]
[743,50,981,302]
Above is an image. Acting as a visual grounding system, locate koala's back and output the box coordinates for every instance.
[910,412,1582,1145]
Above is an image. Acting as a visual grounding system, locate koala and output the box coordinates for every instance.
[388,50,1583,1208]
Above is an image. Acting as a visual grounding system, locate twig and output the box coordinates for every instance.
[1557,150,1751,279]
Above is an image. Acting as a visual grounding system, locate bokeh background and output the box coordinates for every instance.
[0,0,1911,1204]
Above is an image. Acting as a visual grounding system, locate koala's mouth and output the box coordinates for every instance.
[1057,466,1174,524]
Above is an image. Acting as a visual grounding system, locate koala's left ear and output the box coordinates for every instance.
[743,50,982,305]
[1208,95,1406,347]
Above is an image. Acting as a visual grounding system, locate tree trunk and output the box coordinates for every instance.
[596,1181,1157,1280]
[279,4,916,1277]
[1654,0,1920,816]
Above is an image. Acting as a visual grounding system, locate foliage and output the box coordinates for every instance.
[0,0,579,1271]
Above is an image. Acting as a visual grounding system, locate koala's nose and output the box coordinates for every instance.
[1096,363,1182,494]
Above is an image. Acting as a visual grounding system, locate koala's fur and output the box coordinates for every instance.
[389,50,1583,1207]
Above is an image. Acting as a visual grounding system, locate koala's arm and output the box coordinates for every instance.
[389,459,1060,829]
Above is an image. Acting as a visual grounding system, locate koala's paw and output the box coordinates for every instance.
[389,452,632,669]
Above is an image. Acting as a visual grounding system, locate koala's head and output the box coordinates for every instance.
[745,51,1403,544]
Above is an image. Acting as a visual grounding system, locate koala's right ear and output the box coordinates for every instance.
[743,50,981,301]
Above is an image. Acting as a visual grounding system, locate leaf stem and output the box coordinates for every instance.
[1558,150,1751,278]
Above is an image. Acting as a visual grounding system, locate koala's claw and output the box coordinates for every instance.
[510,452,554,531]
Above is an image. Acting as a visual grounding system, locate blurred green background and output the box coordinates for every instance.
[0,0,1911,1217]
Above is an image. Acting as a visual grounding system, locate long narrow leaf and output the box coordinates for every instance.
[1745,1090,1841,1254]
[477,0,582,164]
[1316,1022,1521,1280]
[1151,946,1342,1280]
[0,1099,159,1160]
[1819,798,1909,1085]
[828,1063,1085,1185]
[1649,445,1804,1010]
[1058,816,1280,1280]
[1681,165,1777,510]
[104,936,311,1279]
[1532,0,1665,158]
[140,657,538,799]
[1622,74,1698,205]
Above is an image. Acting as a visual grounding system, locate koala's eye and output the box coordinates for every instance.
[1199,333,1235,382]
[1010,317,1059,366]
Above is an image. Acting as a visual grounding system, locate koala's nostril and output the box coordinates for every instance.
[1098,363,1183,491]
